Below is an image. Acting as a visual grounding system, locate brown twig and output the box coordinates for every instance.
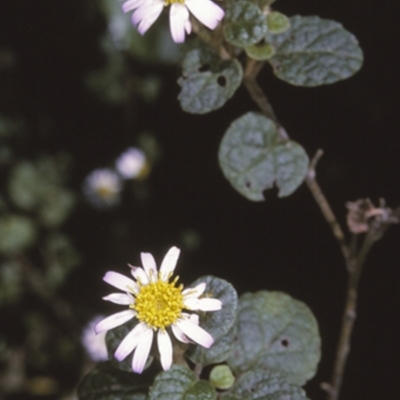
[242,63,399,400]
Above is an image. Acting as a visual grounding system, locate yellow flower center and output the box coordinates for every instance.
[132,277,184,330]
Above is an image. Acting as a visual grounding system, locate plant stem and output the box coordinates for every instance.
[242,61,399,400]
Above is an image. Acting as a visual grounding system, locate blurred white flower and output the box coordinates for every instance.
[82,168,121,208]
[95,246,222,373]
[121,0,225,43]
[82,316,108,362]
[115,147,147,179]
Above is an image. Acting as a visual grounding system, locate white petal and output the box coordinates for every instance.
[175,319,214,348]
[132,327,154,373]
[103,293,134,305]
[169,4,190,43]
[181,312,199,325]
[157,330,173,370]
[184,297,222,311]
[185,0,224,30]
[103,271,138,293]
[140,252,157,281]
[182,282,206,299]
[159,246,181,280]
[94,310,135,334]
[114,322,148,361]
[132,1,163,35]
[122,0,146,13]
[171,323,191,344]
[130,265,149,285]
[197,298,222,311]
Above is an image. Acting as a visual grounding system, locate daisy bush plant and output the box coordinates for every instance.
[75,1,400,400]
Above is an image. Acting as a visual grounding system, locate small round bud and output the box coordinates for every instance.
[267,11,291,34]
[245,43,276,61]
[209,365,235,390]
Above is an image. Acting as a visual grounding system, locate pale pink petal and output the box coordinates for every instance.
[159,246,181,280]
[185,0,224,30]
[175,319,214,348]
[122,0,146,13]
[103,292,134,305]
[132,1,163,35]
[132,327,154,373]
[182,282,206,299]
[114,322,148,361]
[103,271,138,293]
[171,323,191,344]
[157,330,173,370]
[94,310,135,334]
[140,252,157,281]
[169,4,190,43]
[130,265,149,285]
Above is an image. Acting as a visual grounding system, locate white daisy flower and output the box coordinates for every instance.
[82,168,122,208]
[115,147,148,179]
[121,0,225,43]
[95,246,222,373]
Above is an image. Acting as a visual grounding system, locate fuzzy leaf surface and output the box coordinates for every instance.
[222,369,308,400]
[219,112,309,201]
[77,363,150,400]
[188,276,238,366]
[223,1,268,47]
[228,291,321,385]
[265,15,363,86]
[149,365,216,400]
[178,48,242,114]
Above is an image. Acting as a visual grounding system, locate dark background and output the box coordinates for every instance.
[0,1,399,399]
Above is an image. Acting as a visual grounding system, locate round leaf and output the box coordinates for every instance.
[77,363,151,400]
[223,1,268,47]
[228,291,321,385]
[149,365,216,400]
[224,369,308,400]
[178,48,242,114]
[219,112,309,201]
[266,12,291,34]
[265,15,363,86]
[188,323,237,366]
[245,43,276,61]
[187,276,238,366]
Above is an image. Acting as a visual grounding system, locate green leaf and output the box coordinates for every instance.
[77,363,151,400]
[219,112,309,201]
[228,291,321,385]
[149,365,216,400]
[223,1,268,47]
[223,369,308,400]
[265,15,363,86]
[178,47,242,114]
[187,276,238,366]
[189,323,237,366]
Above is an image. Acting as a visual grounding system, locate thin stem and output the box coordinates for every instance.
[243,58,281,128]
[306,151,350,262]
[241,65,396,400]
